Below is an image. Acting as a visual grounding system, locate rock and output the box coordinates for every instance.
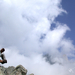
[10,65,27,75]
[29,73,34,75]
[0,65,27,75]
[5,66,15,75]
[0,66,6,75]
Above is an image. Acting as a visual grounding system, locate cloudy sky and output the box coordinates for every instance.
[0,0,75,75]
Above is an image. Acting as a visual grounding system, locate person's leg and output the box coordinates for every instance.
[1,54,6,60]
[1,60,7,64]
[0,60,3,63]
[0,59,7,64]
[0,54,7,64]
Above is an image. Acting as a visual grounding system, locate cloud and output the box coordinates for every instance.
[0,0,75,75]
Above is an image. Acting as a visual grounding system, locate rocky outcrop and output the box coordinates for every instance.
[29,73,34,75]
[0,65,27,75]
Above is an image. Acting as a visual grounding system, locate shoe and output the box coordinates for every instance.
[1,60,7,64]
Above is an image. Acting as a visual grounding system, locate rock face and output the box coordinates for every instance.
[29,73,34,75]
[0,65,27,75]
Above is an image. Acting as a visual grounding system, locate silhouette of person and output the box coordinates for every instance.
[0,48,7,64]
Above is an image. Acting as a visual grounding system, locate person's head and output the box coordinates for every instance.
[1,48,5,53]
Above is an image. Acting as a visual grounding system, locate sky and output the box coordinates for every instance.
[56,0,75,45]
[0,0,75,75]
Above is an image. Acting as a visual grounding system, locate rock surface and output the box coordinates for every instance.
[29,73,34,75]
[0,65,27,75]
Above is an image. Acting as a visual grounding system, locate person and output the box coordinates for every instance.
[0,48,7,64]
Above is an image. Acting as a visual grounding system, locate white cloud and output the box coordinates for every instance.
[0,0,75,75]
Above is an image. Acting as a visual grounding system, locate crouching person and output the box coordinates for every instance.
[0,48,7,64]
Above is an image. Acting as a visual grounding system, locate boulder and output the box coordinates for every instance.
[0,65,27,75]
[0,66,6,75]
[29,73,34,75]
